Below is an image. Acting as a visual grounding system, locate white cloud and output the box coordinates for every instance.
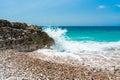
[98,5,106,9]
[116,4,120,8]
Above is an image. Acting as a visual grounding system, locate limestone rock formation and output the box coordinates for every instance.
[0,19,54,52]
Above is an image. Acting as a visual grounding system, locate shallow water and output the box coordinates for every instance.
[37,26,120,68]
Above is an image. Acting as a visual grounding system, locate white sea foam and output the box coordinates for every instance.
[37,27,120,68]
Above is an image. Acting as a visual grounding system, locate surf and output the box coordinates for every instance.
[37,27,120,69]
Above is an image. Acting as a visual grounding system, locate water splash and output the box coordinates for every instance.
[37,27,120,68]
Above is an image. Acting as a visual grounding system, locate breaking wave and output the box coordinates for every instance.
[37,27,120,68]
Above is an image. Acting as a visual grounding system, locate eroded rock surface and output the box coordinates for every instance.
[0,19,54,52]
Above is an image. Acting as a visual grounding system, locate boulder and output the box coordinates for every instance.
[0,19,12,27]
[0,19,55,52]
[11,22,28,29]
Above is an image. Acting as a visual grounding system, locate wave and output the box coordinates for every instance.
[37,27,120,68]
[44,27,120,52]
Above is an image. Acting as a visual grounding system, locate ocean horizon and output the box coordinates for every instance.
[1,0,120,79]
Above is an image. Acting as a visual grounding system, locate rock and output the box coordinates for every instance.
[11,22,28,29]
[0,19,12,27]
[27,25,42,31]
[0,19,54,52]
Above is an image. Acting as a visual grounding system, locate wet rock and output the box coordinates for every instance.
[0,19,54,52]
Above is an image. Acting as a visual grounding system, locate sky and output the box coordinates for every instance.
[0,0,120,26]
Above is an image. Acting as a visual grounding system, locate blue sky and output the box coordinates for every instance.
[0,0,120,26]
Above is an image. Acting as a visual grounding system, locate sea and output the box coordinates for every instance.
[37,26,120,68]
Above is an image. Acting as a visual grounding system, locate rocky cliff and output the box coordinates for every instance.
[0,19,54,52]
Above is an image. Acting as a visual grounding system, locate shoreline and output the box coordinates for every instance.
[36,49,120,69]
[0,50,120,80]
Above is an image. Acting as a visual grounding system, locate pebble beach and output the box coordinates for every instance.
[0,50,120,80]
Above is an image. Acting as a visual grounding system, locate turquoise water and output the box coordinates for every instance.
[40,26,120,68]
[42,26,120,51]
[60,26,120,42]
